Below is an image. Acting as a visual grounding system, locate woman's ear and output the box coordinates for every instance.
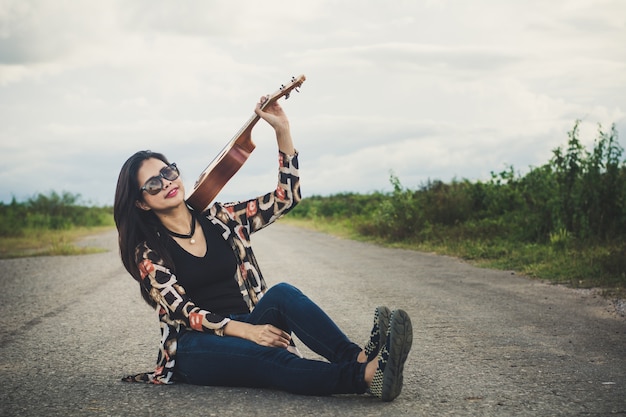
[135,200,151,211]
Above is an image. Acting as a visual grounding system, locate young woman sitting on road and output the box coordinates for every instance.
[113,95,413,401]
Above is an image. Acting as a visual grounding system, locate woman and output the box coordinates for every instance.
[113,96,413,401]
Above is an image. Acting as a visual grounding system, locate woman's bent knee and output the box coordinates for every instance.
[267,282,301,299]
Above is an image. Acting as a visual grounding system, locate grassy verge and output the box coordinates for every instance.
[0,226,113,259]
[280,217,626,299]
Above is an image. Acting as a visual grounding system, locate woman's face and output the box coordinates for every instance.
[136,158,185,211]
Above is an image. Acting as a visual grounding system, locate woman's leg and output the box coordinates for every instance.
[242,283,362,364]
[175,330,368,395]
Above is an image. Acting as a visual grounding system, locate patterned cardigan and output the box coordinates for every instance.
[123,152,301,384]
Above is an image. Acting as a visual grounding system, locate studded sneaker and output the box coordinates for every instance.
[363,306,392,362]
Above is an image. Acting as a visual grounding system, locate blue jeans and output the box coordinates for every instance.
[175,283,367,395]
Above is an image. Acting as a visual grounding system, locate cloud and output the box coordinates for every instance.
[298,43,520,75]
[0,0,624,206]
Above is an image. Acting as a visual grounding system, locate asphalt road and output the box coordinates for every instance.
[0,223,624,417]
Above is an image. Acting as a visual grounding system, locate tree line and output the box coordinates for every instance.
[289,122,625,286]
[0,191,113,237]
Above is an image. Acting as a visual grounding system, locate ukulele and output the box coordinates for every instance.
[186,74,306,212]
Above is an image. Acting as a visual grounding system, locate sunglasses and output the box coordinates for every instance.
[140,163,180,195]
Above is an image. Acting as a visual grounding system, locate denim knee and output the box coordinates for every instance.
[263,282,301,302]
[270,282,299,296]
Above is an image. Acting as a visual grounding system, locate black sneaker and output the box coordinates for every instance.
[363,306,392,362]
[369,309,413,402]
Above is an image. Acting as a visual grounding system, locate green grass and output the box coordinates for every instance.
[280,217,626,299]
[0,226,113,259]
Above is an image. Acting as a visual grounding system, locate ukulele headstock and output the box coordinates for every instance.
[262,74,306,108]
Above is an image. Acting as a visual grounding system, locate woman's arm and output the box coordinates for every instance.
[222,320,291,348]
[214,97,301,234]
[219,150,300,235]
[255,96,295,156]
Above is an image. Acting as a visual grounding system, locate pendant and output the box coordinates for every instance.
[190,239,196,244]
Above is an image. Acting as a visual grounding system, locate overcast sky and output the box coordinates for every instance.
[1,0,624,206]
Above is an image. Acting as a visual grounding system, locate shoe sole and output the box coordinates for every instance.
[381,309,413,402]
[377,306,392,354]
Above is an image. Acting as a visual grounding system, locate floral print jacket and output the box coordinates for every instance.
[123,152,301,384]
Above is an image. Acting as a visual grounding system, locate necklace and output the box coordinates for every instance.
[165,214,196,244]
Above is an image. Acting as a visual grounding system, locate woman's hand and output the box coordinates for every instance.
[223,320,291,348]
[255,96,295,156]
[255,96,289,131]
[248,323,291,348]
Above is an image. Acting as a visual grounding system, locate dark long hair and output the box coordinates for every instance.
[114,150,175,307]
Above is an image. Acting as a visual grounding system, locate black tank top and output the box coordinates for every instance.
[167,214,249,317]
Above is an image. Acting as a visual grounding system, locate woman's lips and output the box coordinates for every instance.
[166,187,179,198]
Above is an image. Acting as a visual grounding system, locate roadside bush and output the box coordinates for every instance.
[290,192,384,220]
[370,174,426,240]
[287,120,625,289]
[548,122,625,241]
[0,192,113,237]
